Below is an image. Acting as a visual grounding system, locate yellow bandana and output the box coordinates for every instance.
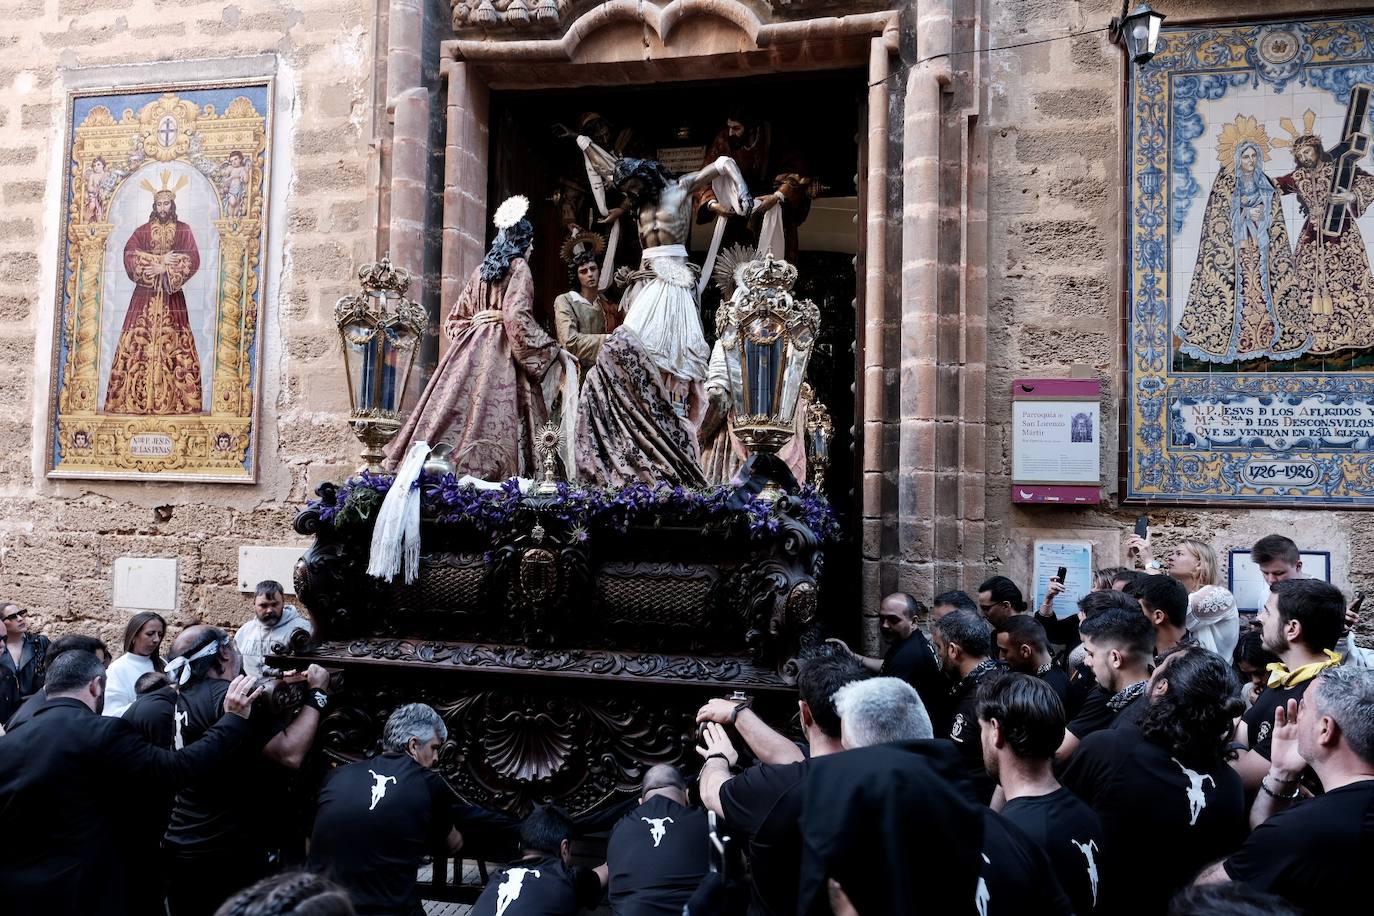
[1266,649,1341,689]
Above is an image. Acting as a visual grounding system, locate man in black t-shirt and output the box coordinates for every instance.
[471,805,605,916]
[826,592,951,733]
[606,765,708,916]
[159,625,332,916]
[1234,578,1345,793]
[996,615,1069,702]
[1062,647,1246,915]
[309,703,461,915]
[1055,591,1144,763]
[979,672,1105,915]
[933,609,1002,801]
[1197,666,1374,912]
[1059,608,1154,761]
[698,653,866,916]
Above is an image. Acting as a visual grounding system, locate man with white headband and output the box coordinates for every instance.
[155,625,331,916]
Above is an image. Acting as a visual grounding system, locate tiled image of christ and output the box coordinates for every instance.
[99,165,219,415]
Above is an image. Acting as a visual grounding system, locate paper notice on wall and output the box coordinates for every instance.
[1032,540,1094,620]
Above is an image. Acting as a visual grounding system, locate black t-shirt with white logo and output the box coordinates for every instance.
[946,662,1000,803]
[1242,681,1310,761]
[162,678,281,856]
[883,631,951,730]
[606,795,709,916]
[718,758,808,916]
[978,809,1075,915]
[308,753,455,914]
[1061,727,1245,915]
[1223,779,1374,913]
[1001,788,1107,915]
[471,855,602,916]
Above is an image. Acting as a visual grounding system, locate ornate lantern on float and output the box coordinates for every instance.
[334,258,428,471]
[715,254,821,500]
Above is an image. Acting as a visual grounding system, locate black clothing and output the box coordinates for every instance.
[1036,664,1070,703]
[1061,727,1245,915]
[978,809,1076,916]
[1063,663,1101,722]
[163,678,284,916]
[1109,691,1148,730]
[1066,680,1114,739]
[1223,778,1374,913]
[124,684,179,746]
[796,741,985,915]
[1002,787,1107,915]
[309,753,456,915]
[945,659,1001,803]
[1035,610,1080,652]
[0,696,249,916]
[718,758,808,916]
[882,630,951,730]
[0,632,50,695]
[3,687,48,731]
[471,855,603,916]
[121,685,183,915]
[1242,681,1310,761]
[606,795,709,916]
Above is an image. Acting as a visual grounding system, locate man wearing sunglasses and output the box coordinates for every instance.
[1,603,51,726]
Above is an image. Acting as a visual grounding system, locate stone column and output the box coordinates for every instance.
[440,59,489,313]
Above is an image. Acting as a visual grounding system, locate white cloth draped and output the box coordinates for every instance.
[368,442,429,584]
[623,244,710,382]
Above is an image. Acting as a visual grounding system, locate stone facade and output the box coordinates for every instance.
[0,0,1367,655]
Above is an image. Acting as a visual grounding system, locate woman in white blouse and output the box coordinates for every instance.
[1166,541,1240,661]
[102,611,166,717]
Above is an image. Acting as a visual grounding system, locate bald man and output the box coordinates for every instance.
[606,765,710,915]
[829,593,949,735]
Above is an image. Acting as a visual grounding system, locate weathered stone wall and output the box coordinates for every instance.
[0,0,376,649]
[983,0,1371,617]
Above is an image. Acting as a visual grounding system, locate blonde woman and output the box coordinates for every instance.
[1169,541,1239,660]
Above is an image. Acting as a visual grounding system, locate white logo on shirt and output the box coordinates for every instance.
[950,713,967,741]
[1257,721,1272,745]
[641,815,674,847]
[367,769,397,811]
[975,852,991,916]
[496,867,540,916]
[173,708,189,750]
[1071,838,1099,908]
[1173,757,1216,826]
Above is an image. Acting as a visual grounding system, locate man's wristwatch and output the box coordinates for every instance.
[1145,560,1162,571]
[306,689,330,712]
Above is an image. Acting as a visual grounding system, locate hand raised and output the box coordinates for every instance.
[223,674,265,719]
[695,722,739,767]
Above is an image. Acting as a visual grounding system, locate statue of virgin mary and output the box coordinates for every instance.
[1175,116,1310,364]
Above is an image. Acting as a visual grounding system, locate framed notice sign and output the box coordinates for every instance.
[1012,378,1101,504]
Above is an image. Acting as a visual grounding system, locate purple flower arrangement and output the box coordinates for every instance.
[311,474,841,543]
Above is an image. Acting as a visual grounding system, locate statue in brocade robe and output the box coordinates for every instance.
[1275,111,1374,355]
[572,147,752,487]
[1176,118,1309,365]
[386,197,573,479]
[104,179,205,415]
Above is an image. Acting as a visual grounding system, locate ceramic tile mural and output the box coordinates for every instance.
[1128,14,1374,504]
[46,80,274,482]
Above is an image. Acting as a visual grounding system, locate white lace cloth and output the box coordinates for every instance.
[1187,584,1240,661]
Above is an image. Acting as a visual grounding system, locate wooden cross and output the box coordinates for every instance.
[1323,83,1373,238]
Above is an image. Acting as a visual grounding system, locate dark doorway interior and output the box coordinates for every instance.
[486,70,864,631]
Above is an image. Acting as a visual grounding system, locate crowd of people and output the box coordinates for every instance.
[1,531,1371,915]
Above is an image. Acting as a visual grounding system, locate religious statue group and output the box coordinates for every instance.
[387,109,821,488]
[1176,97,1374,365]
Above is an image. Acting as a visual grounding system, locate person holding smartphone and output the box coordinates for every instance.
[1126,529,1240,663]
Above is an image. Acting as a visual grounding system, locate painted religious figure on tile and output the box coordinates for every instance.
[103,172,205,416]
[47,81,274,482]
[1273,108,1374,354]
[1127,14,1374,506]
[1175,116,1310,364]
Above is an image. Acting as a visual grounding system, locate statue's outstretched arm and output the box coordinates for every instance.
[576,135,619,185]
[687,156,753,213]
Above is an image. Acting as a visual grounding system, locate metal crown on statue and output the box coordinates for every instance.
[334,257,428,471]
[715,254,821,462]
